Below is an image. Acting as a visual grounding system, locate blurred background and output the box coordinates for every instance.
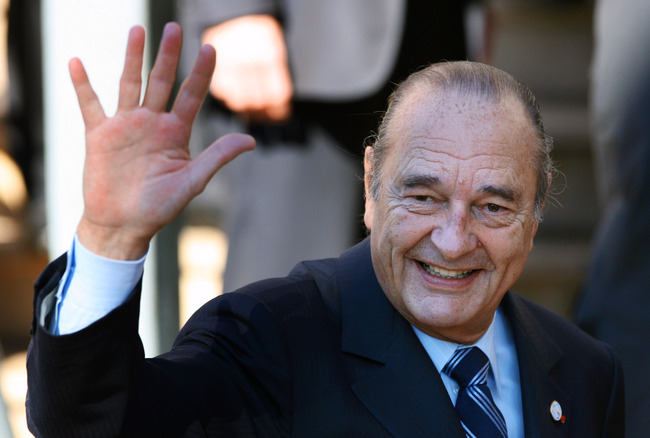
[0,0,603,436]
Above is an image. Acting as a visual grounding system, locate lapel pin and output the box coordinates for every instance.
[550,400,566,423]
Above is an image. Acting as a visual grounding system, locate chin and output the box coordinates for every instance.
[405,294,485,337]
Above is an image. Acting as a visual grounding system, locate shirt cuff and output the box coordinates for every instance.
[54,234,146,335]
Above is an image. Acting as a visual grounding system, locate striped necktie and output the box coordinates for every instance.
[442,346,508,438]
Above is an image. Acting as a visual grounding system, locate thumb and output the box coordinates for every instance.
[189,133,255,195]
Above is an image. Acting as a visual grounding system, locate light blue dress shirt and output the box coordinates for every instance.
[53,235,144,335]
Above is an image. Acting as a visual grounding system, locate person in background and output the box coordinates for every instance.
[575,1,650,436]
[178,0,492,291]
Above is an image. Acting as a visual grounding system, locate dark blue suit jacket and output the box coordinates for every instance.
[27,239,624,437]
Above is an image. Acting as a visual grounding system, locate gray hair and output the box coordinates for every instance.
[367,61,555,221]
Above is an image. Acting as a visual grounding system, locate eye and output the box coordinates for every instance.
[403,193,442,215]
[485,203,503,213]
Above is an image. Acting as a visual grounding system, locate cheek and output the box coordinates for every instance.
[371,209,423,289]
[385,203,432,238]
[373,202,407,242]
[485,226,534,281]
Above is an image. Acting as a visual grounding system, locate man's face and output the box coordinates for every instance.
[364,88,540,344]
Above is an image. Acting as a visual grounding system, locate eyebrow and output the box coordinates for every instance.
[479,185,518,203]
[401,174,441,189]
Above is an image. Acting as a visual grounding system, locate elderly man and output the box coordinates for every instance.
[26,24,623,437]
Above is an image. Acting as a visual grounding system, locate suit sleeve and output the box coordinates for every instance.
[26,258,292,437]
[602,346,626,437]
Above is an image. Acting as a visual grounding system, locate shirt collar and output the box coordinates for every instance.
[412,307,505,388]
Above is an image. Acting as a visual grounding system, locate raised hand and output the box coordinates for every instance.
[72,23,255,260]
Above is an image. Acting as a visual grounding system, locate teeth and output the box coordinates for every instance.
[419,262,474,279]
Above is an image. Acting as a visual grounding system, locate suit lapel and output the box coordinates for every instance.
[335,240,465,437]
[502,293,571,438]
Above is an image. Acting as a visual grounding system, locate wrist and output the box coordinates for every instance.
[77,217,150,261]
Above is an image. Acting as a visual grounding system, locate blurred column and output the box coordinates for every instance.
[40,0,169,355]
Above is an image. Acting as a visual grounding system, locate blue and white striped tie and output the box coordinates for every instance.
[442,347,508,438]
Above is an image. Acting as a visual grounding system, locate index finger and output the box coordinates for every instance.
[69,57,106,129]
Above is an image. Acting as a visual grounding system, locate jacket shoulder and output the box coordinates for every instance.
[507,291,611,355]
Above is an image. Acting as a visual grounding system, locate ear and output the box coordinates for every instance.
[363,146,375,231]
[527,220,539,252]
[528,170,552,250]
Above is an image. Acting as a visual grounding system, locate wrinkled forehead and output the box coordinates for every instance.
[383,89,538,193]
[388,88,535,161]
[392,145,534,203]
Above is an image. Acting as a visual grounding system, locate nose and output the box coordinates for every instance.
[430,202,478,261]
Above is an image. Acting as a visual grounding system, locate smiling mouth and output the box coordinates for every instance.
[418,261,476,279]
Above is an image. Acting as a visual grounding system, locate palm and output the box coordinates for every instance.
[83,108,191,228]
[71,24,254,259]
